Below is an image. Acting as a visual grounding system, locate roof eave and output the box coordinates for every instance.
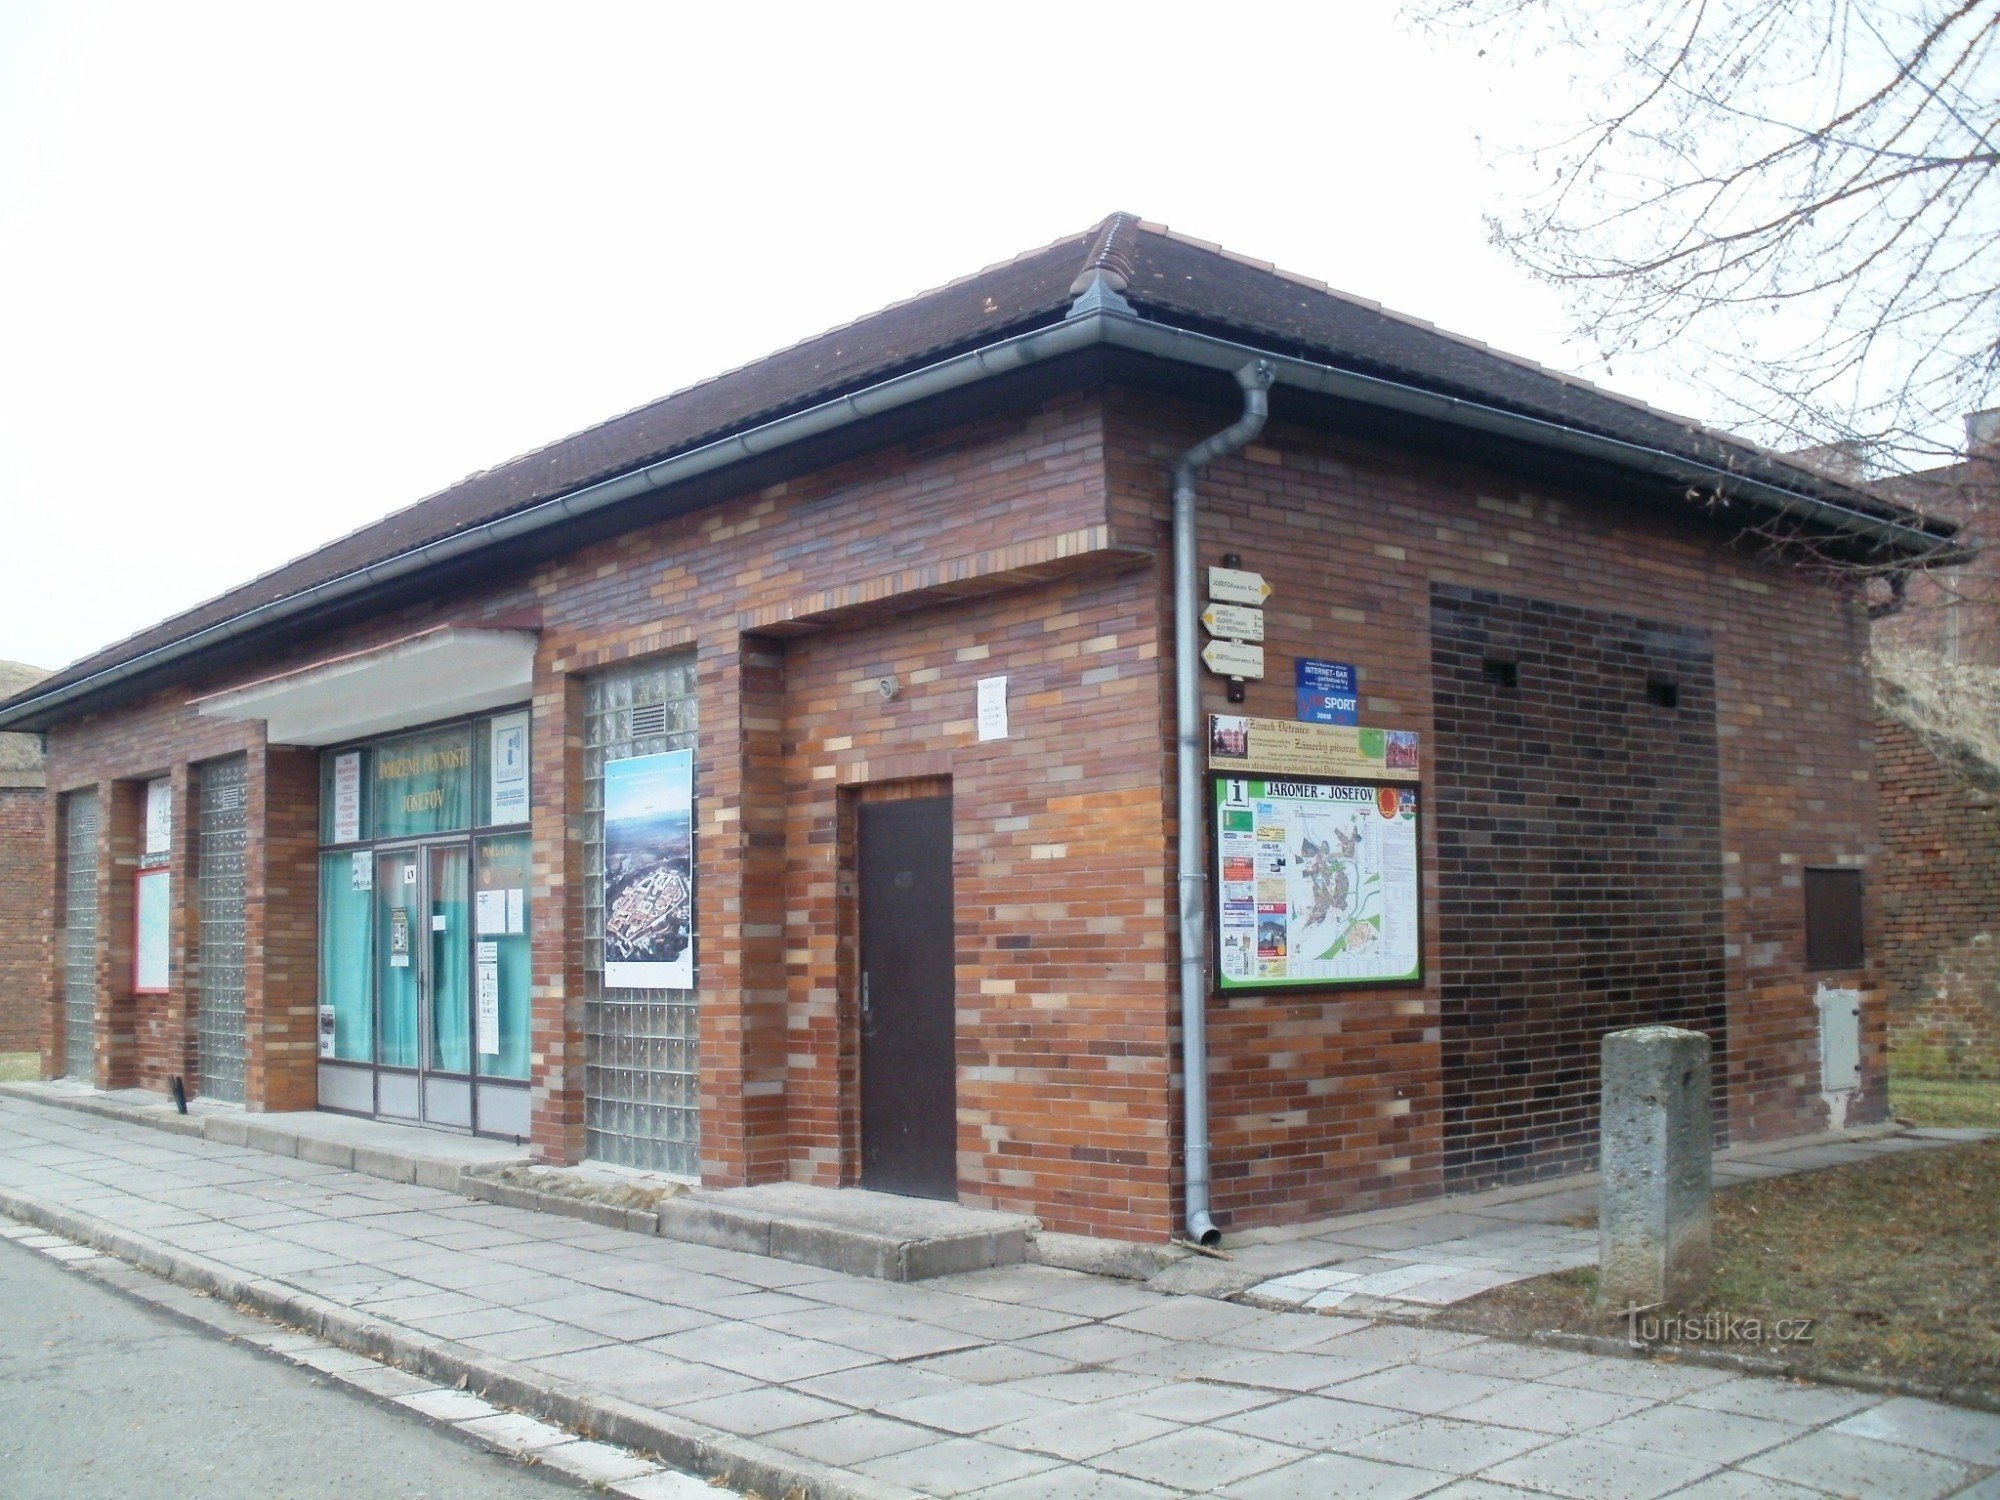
[0,304,1955,733]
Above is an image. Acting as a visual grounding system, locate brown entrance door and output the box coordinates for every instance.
[858,795,957,1199]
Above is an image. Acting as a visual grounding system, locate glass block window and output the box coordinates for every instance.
[62,789,99,1082]
[195,756,249,1102]
[583,656,699,1174]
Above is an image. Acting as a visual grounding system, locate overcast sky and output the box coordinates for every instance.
[0,2,1634,674]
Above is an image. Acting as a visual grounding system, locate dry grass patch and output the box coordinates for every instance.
[1434,1140,2000,1399]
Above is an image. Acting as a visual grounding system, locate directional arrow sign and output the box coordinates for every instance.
[1201,640,1266,678]
[1207,566,1271,606]
[1201,603,1265,642]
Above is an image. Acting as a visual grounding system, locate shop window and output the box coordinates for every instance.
[318,852,374,1062]
[1804,867,1864,970]
[373,726,474,839]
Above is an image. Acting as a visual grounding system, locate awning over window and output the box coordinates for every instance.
[193,627,537,746]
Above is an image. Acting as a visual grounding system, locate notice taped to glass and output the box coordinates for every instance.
[1213,777,1421,991]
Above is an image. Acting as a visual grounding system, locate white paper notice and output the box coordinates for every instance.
[144,779,173,858]
[489,712,530,825]
[506,888,525,935]
[475,889,507,935]
[332,752,362,844]
[976,675,1008,742]
[351,851,372,892]
[475,942,500,1056]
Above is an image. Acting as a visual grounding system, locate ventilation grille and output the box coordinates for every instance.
[629,702,668,737]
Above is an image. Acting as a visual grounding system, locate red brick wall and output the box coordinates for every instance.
[1876,714,2000,1080]
[0,785,47,1052]
[1105,389,1883,1230]
[35,381,1886,1237]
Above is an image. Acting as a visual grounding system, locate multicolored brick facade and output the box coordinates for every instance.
[0,784,46,1052]
[24,379,1888,1238]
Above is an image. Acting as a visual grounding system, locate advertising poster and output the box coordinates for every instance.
[603,750,695,989]
[1295,659,1358,725]
[1213,777,1421,991]
[1209,714,1420,782]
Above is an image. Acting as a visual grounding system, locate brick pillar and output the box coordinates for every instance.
[165,763,199,1089]
[531,669,587,1163]
[98,779,144,1089]
[695,631,790,1186]
[41,786,66,1080]
[244,745,320,1112]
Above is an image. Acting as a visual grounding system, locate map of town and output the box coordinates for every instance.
[1215,778,1420,989]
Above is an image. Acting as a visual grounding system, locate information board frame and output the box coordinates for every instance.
[1210,773,1424,995]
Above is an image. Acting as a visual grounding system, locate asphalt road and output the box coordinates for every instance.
[0,1235,587,1499]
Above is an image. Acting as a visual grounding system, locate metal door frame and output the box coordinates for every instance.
[370,835,473,1131]
[857,793,959,1201]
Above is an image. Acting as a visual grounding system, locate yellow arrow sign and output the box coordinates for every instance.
[1201,640,1266,678]
[1201,603,1265,642]
[1207,566,1271,606]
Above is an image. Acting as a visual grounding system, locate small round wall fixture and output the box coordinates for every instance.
[877,674,901,701]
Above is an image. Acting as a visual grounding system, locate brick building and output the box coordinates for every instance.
[0,661,49,1053]
[1872,412,2000,1083]
[0,216,1956,1241]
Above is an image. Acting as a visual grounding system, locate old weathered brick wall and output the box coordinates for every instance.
[1876,713,2000,1080]
[1106,388,1882,1229]
[0,785,47,1051]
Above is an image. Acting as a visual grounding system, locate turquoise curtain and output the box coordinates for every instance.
[317,854,373,1062]
[376,851,420,1067]
[374,728,473,839]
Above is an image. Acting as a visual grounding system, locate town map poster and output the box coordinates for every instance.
[1213,776,1421,992]
[603,750,694,990]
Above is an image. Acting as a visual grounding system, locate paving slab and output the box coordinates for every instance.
[1,1093,1996,1500]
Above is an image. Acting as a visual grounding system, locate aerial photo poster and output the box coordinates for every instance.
[603,750,695,990]
[1213,776,1421,991]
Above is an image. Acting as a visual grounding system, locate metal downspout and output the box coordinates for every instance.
[1174,360,1274,1247]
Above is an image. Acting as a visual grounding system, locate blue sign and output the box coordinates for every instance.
[1296,659,1358,725]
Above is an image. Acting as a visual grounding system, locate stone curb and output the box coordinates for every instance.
[0,1182,922,1500]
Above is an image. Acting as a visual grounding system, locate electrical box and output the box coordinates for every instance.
[1816,984,1862,1093]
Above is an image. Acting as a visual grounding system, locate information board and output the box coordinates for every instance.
[1213,776,1421,991]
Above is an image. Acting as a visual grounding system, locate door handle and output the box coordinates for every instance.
[861,972,876,1038]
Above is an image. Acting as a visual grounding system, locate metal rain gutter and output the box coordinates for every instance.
[0,305,1953,734]
[0,314,1109,732]
[1172,360,1274,1248]
[1095,316,1960,564]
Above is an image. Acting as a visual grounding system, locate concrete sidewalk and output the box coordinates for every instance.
[0,1095,1994,1499]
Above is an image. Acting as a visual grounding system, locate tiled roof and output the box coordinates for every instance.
[6,213,1948,719]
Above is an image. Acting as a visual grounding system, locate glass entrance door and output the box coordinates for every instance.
[372,841,472,1126]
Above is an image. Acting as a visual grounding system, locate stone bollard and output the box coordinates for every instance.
[1598,1025,1712,1309]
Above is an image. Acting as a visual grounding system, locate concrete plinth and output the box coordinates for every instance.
[1598,1025,1712,1309]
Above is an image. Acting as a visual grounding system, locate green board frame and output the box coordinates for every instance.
[1212,774,1423,993]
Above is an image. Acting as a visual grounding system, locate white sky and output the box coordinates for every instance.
[0,1,1645,674]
